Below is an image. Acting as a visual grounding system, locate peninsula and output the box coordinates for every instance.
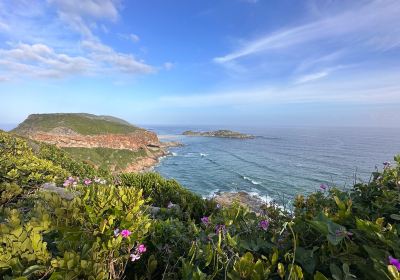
[182,129,255,139]
[12,113,178,172]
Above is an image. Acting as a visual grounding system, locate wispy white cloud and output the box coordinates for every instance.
[118,33,140,43]
[81,40,155,74]
[158,69,400,107]
[0,21,9,32]
[295,71,329,84]
[48,0,120,21]
[214,0,400,63]
[163,62,175,71]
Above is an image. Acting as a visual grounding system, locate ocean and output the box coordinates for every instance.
[148,126,400,205]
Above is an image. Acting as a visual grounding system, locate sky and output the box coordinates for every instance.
[0,0,400,128]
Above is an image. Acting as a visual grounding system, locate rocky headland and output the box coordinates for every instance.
[12,113,180,173]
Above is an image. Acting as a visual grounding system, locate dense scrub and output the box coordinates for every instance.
[64,147,148,171]
[1,130,400,279]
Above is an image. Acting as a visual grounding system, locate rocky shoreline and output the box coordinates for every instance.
[182,129,255,139]
[213,191,266,212]
[124,141,183,173]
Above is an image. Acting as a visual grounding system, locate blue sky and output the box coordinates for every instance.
[0,0,399,127]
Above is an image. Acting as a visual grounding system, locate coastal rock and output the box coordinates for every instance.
[182,130,254,139]
[214,191,265,212]
[41,183,76,200]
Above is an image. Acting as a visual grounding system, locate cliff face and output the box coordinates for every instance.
[30,129,160,151]
[13,113,161,152]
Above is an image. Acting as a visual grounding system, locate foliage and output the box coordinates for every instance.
[1,182,150,279]
[119,172,216,220]
[63,146,147,171]
[1,130,400,279]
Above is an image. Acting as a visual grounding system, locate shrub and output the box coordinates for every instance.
[1,130,400,279]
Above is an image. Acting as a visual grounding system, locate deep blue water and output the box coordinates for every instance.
[147,126,400,204]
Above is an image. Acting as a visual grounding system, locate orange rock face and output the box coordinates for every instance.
[30,130,160,151]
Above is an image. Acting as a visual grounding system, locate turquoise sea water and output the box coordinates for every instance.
[149,126,400,204]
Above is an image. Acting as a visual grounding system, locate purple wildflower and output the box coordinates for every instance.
[201,216,210,226]
[335,229,353,238]
[137,244,147,253]
[383,161,391,167]
[320,184,328,190]
[120,229,131,238]
[130,243,147,262]
[215,224,226,234]
[259,220,269,231]
[389,256,400,271]
[167,201,174,208]
[83,178,92,186]
[63,176,77,187]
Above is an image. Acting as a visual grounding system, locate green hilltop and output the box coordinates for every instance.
[12,113,142,135]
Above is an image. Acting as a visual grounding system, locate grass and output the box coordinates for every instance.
[63,147,148,171]
[13,113,141,135]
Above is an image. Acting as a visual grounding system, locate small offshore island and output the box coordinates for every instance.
[182,129,255,139]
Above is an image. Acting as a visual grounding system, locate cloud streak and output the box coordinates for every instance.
[214,0,400,63]
[158,69,400,107]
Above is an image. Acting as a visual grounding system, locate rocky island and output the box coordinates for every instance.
[182,129,254,139]
[12,113,179,173]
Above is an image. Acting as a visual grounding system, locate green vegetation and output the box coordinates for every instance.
[64,147,148,170]
[182,130,255,139]
[12,113,141,135]
[1,130,400,279]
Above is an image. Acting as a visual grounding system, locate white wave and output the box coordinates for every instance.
[171,152,178,156]
[200,153,208,157]
[242,176,261,185]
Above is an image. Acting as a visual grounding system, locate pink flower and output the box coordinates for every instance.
[201,216,210,226]
[320,184,328,190]
[83,179,92,186]
[120,229,131,238]
[63,176,77,187]
[259,220,269,231]
[137,244,147,253]
[130,253,141,262]
[167,201,174,208]
[389,256,400,271]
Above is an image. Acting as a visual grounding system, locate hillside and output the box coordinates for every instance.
[11,113,167,172]
[12,113,141,135]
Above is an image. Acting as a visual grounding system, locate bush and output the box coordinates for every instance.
[1,130,400,279]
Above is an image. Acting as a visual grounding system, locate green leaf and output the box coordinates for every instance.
[22,265,47,276]
[330,263,342,280]
[314,271,329,280]
[390,214,400,221]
